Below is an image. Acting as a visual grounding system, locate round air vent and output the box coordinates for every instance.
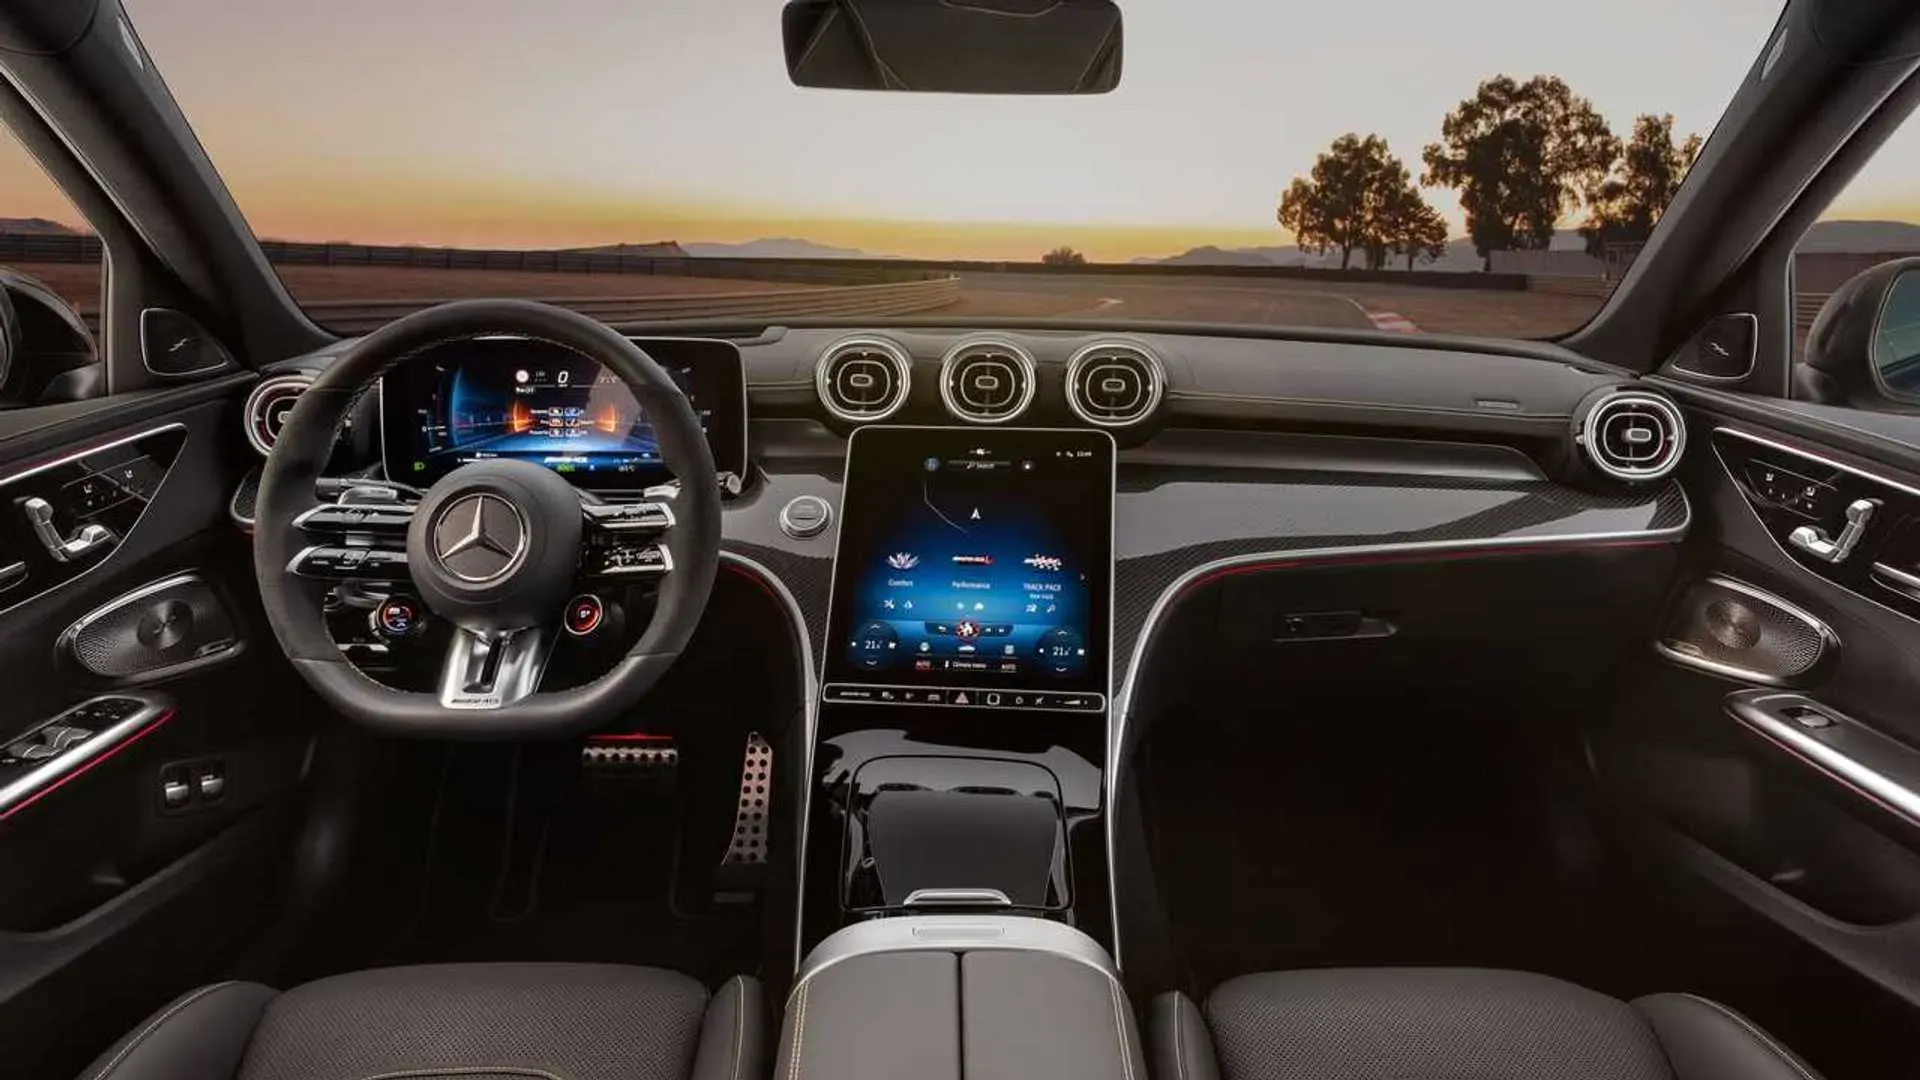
[1065,341,1165,428]
[817,337,912,424]
[939,338,1037,424]
[1578,388,1686,483]
[244,373,315,456]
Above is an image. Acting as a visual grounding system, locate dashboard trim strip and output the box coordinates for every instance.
[1103,495,1692,973]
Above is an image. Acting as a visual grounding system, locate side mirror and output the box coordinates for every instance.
[782,0,1123,95]
[1799,256,1920,407]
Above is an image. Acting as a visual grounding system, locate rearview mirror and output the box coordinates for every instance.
[782,0,1123,95]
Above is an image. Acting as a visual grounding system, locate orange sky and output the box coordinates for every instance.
[11,1,1908,263]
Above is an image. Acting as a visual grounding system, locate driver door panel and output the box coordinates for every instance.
[0,382,314,1077]
[1593,393,1920,1075]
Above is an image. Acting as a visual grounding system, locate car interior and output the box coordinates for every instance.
[9,1,1920,1078]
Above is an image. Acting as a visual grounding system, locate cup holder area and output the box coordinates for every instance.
[841,756,1071,914]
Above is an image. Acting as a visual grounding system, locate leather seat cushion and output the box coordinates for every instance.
[1158,967,1823,1080]
[78,963,764,1080]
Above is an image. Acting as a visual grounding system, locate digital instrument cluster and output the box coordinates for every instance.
[823,426,1115,713]
[380,337,746,489]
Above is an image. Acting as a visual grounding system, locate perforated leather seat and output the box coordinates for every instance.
[1151,968,1822,1080]
[76,963,763,1080]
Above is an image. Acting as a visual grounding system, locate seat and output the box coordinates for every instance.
[75,962,764,1080]
[1151,968,1822,1080]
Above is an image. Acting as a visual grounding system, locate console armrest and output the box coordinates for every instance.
[779,917,1145,1080]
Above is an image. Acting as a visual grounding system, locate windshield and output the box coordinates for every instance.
[97,2,1780,337]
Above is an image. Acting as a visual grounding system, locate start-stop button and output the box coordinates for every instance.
[565,594,606,637]
[779,495,833,539]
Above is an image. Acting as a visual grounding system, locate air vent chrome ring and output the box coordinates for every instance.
[1580,389,1686,483]
[938,338,1038,424]
[244,373,316,457]
[816,336,912,424]
[1065,341,1165,428]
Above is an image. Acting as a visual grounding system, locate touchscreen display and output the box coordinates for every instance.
[380,337,745,488]
[823,427,1114,713]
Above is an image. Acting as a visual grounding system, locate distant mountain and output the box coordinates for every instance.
[681,238,879,259]
[0,217,82,235]
[1154,245,1279,267]
[1797,219,1920,254]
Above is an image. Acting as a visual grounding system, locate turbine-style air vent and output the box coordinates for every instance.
[940,338,1037,424]
[1065,341,1165,428]
[1580,389,1686,483]
[817,337,912,424]
[244,373,315,456]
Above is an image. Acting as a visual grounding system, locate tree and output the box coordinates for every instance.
[1421,75,1618,269]
[1382,186,1451,270]
[1578,114,1702,257]
[1277,133,1406,270]
[1042,246,1087,266]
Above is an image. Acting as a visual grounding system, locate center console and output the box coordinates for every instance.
[778,917,1144,1080]
[801,426,1116,958]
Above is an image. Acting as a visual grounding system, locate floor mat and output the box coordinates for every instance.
[1141,705,1653,997]
[385,743,760,987]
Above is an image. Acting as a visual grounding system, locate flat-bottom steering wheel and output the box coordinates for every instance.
[253,299,720,739]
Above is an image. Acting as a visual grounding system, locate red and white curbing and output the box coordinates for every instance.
[1362,308,1420,333]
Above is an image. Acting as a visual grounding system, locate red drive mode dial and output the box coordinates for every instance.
[565,594,605,637]
[373,596,425,638]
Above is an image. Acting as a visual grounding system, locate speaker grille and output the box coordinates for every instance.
[1656,577,1834,686]
[61,574,243,683]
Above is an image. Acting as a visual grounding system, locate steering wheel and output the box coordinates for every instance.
[253,299,720,739]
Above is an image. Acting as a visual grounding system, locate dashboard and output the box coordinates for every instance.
[239,321,1694,723]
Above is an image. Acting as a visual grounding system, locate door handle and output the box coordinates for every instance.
[1788,497,1879,564]
[21,496,116,563]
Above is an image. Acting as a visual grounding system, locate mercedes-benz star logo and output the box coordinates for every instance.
[431,493,528,583]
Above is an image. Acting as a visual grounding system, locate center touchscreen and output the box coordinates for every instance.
[823,426,1115,713]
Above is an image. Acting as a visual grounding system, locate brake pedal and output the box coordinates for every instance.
[581,735,678,797]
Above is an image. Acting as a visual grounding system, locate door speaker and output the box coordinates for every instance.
[1655,576,1836,686]
[59,573,243,683]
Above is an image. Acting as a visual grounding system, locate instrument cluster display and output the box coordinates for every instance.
[823,426,1114,712]
[380,337,745,489]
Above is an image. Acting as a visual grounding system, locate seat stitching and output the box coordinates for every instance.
[1171,994,1190,1080]
[88,981,242,1080]
[1108,977,1137,1080]
[786,980,809,1080]
[729,974,748,1080]
[354,1068,566,1080]
[1677,994,1819,1080]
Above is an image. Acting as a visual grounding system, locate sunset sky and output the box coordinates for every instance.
[4,0,1908,260]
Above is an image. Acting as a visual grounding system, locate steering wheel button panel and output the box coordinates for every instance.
[590,543,673,577]
[583,501,675,533]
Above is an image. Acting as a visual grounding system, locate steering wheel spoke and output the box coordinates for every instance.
[438,625,556,710]
[579,495,677,581]
[287,495,419,582]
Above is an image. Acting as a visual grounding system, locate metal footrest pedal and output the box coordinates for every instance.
[710,732,773,906]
